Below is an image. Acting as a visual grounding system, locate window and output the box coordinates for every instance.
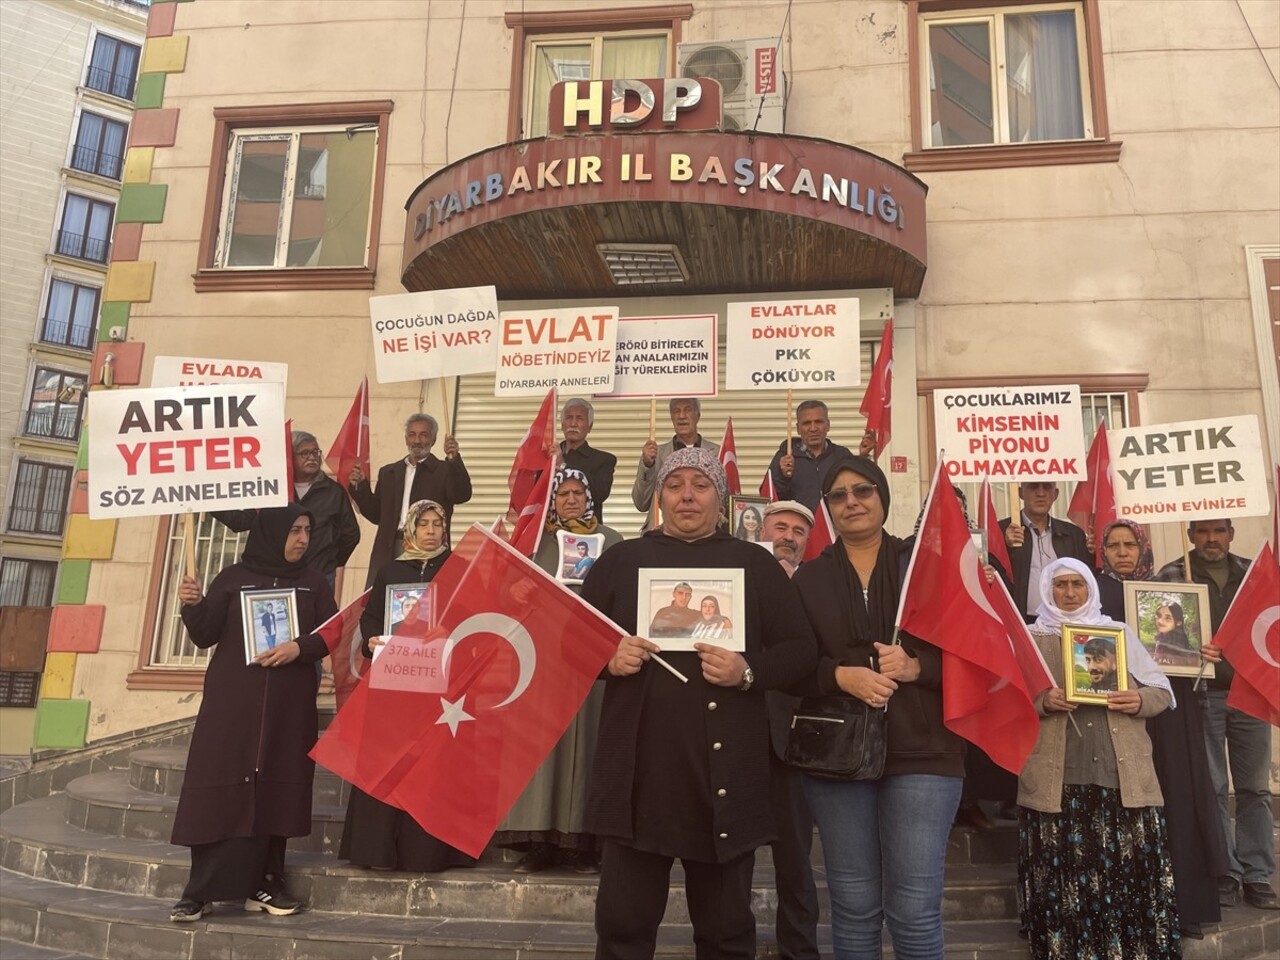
[905,1,1118,171]
[85,33,140,101]
[505,5,692,141]
[7,460,74,536]
[524,33,670,138]
[196,101,392,292]
[56,193,114,264]
[71,111,128,180]
[0,558,58,607]
[40,278,99,351]
[23,367,87,443]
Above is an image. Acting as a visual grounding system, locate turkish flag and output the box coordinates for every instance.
[316,588,372,711]
[1214,542,1280,727]
[310,524,622,857]
[897,461,1054,773]
[759,468,777,501]
[719,418,742,496]
[859,319,893,456]
[508,389,557,513]
[1271,463,1279,553]
[979,477,1013,581]
[509,454,556,558]
[325,377,370,491]
[803,501,836,562]
[1067,420,1116,567]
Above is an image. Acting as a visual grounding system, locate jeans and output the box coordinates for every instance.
[804,774,962,960]
[1202,689,1275,885]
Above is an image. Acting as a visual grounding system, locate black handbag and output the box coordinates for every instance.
[784,695,886,781]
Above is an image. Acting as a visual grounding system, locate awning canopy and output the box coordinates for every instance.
[402,131,928,300]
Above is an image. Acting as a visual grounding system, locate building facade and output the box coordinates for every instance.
[0,0,148,753]
[10,0,1277,750]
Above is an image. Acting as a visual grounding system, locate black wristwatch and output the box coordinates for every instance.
[737,665,755,692]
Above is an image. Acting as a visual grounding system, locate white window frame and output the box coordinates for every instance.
[212,124,379,271]
[523,29,673,138]
[919,1,1094,149]
[82,26,143,103]
[0,556,59,608]
[4,454,75,539]
[37,268,102,352]
[50,186,117,266]
[66,101,132,181]
[21,362,88,445]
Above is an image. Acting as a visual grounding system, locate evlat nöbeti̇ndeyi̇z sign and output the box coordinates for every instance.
[1107,415,1268,523]
[88,383,288,519]
[495,306,619,397]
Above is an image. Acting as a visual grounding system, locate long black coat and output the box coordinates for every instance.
[998,515,1092,620]
[350,455,472,587]
[580,531,817,863]
[172,564,336,847]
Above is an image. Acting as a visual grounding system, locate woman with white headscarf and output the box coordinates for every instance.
[1018,557,1182,959]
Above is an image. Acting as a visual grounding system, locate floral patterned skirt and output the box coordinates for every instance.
[1018,785,1181,960]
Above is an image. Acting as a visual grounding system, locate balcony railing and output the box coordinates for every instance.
[22,407,82,442]
[85,66,136,101]
[55,230,111,264]
[70,144,124,180]
[39,315,95,351]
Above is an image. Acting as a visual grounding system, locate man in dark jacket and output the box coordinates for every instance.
[348,413,472,587]
[766,400,854,511]
[999,480,1092,621]
[558,398,617,520]
[1154,518,1276,911]
[213,430,359,588]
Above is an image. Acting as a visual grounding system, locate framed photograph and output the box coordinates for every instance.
[1062,623,1129,704]
[556,530,606,584]
[1123,581,1214,678]
[240,589,299,665]
[636,568,746,652]
[384,583,435,638]
[729,495,768,543]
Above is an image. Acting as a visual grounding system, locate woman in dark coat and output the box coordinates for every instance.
[338,499,475,873]
[1098,519,1229,940]
[169,503,337,922]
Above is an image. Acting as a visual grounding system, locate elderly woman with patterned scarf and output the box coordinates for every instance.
[493,467,623,874]
[338,500,476,873]
[1097,519,1229,941]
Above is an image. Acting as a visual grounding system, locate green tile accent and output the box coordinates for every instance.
[98,302,130,340]
[76,433,89,470]
[57,561,92,605]
[34,699,90,749]
[134,73,166,110]
[116,183,168,224]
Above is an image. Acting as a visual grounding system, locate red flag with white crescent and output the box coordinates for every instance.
[980,477,1014,581]
[719,418,742,496]
[859,319,893,456]
[325,377,370,493]
[1067,420,1116,567]
[315,588,372,712]
[311,524,622,857]
[1214,542,1280,727]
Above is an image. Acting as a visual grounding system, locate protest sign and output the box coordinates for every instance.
[1108,415,1268,523]
[725,297,860,390]
[369,286,499,384]
[370,637,449,694]
[933,385,1086,481]
[596,315,717,399]
[496,305,619,397]
[88,383,288,519]
[152,356,288,390]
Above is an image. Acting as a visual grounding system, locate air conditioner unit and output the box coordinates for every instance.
[677,38,786,134]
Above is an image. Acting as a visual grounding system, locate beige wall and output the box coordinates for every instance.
[81,0,1279,740]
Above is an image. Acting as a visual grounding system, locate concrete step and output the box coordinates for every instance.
[63,774,347,855]
[0,938,93,960]
[0,795,1020,925]
[128,748,349,807]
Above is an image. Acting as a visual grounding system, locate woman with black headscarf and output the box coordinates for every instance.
[339,499,476,873]
[169,504,338,922]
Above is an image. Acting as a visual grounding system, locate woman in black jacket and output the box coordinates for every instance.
[792,457,965,960]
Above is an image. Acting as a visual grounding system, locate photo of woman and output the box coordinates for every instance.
[1153,601,1198,668]
[735,505,762,542]
[690,595,733,640]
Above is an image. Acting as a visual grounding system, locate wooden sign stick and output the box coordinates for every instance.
[439,379,453,454]
[786,388,794,452]
[183,513,197,580]
[649,398,656,441]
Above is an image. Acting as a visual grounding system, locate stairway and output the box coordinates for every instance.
[1,737,1276,959]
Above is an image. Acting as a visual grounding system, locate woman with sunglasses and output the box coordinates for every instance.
[792,457,964,959]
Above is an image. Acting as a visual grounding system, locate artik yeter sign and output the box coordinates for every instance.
[933,385,1087,481]
[369,286,500,384]
[88,383,288,519]
[1108,415,1269,523]
[725,297,861,390]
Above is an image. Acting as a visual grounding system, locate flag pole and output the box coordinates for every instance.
[357,377,366,477]
[648,398,656,441]
[183,512,197,580]
[439,378,452,451]
[1184,524,1211,691]
[786,388,793,452]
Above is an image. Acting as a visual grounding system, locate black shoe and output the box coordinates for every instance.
[170,898,207,922]
[1219,876,1242,908]
[562,850,600,875]
[1179,922,1204,940]
[1243,882,1280,910]
[244,888,304,916]
[955,802,995,831]
[512,844,557,874]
